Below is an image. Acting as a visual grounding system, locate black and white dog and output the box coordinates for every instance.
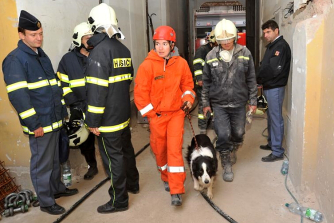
[186,134,218,199]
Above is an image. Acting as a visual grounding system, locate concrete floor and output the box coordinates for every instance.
[1,107,324,223]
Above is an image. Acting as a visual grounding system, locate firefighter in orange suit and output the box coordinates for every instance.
[134,26,195,206]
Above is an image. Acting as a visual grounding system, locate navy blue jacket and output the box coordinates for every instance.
[257,36,291,89]
[2,40,67,134]
[57,48,88,111]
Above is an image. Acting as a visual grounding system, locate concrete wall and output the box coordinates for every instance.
[261,0,334,222]
[0,0,147,190]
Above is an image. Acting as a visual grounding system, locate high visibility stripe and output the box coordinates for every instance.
[69,78,85,88]
[22,120,63,134]
[61,99,65,105]
[238,56,249,60]
[86,76,109,87]
[167,166,185,173]
[88,105,105,114]
[193,58,205,66]
[49,79,58,86]
[109,73,132,83]
[182,90,195,99]
[57,80,61,87]
[101,137,116,206]
[19,108,36,119]
[6,81,28,93]
[198,114,205,119]
[194,70,203,76]
[207,58,218,63]
[140,103,153,116]
[158,164,167,171]
[57,72,69,83]
[98,119,130,133]
[63,87,73,96]
[27,80,49,89]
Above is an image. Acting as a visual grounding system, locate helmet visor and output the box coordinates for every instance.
[95,24,125,39]
[217,38,235,44]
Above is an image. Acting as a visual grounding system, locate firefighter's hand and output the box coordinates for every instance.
[197,80,203,87]
[181,101,192,112]
[249,105,257,114]
[89,127,100,136]
[34,127,44,138]
[203,107,212,116]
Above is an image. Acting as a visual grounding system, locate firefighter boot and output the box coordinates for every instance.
[219,151,234,182]
[230,144,239,165]
[84,164,98,180]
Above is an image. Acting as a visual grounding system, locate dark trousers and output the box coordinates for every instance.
[264,86,285,157]
[29,131,66,207]
[212,106,246,152]
[97,127,139,208]
[79,133,97,167]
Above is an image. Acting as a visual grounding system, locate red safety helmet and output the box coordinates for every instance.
[153,26,176,42]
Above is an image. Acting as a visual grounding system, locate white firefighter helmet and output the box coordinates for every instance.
[72,22,93,47]
[215,19,237,44]
[67,109,89,147]
[87,3,125,39]
[207,30,216,43]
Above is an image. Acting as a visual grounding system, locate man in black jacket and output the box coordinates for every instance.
[57,22,98,180]
[193,30,216,134]
[257,20,291,162]
[85,3,139,214]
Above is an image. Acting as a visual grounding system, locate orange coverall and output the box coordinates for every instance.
[134,50,195,194]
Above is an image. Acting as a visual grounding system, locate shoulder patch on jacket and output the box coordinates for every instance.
[275,51,280,56]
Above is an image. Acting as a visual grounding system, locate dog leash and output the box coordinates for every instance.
[185,110,199,150]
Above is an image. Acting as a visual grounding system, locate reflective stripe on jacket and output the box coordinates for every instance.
[85,33,133,136]
[2,40,66,134]
[193,43,212,83]
[134,50,195,118]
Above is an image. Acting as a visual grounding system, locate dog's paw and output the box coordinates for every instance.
[207,192,213,199]
[194,184,204,191]
[194,185,201,191]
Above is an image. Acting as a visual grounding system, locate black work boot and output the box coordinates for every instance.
[84,165,98,180]
[219,151,234,182]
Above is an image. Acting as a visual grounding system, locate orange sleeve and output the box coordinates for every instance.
[180,61,196,104]
[134,63,156,118]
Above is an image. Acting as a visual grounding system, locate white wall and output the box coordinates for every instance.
[16,0,98,70]
[16,0,148,77]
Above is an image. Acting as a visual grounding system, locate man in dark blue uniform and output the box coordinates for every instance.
[257,20,291,162]
[2,10,78,215]
[57,22,98,180]
[85,3,139,214]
